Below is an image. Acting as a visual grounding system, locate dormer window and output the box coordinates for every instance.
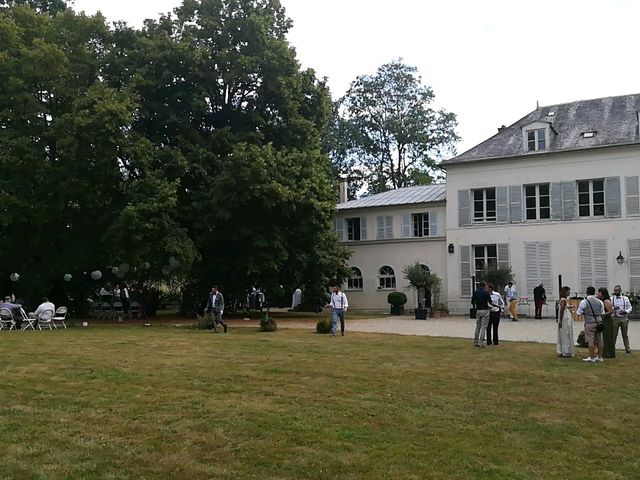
[527,128,547,151]
[582,131,596,138]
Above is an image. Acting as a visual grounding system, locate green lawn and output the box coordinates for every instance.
[1,327,638,479]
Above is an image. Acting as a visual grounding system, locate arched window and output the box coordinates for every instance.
[347,267,363,291]
[378,266,396,289]
[420,264,430,273]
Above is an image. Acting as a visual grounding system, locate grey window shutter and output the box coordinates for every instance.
[376,216,385,239]
[509,185,522,223]
[335,218,344,241]
[561,181,577,220]
[551,182,563,221]
[604,176,621,218]
[625,176,640,216]
[496,186,509,223]
[593,239,608,288]
[498,243,510,269]
[629,239,640,292]
[458,190,470,227]
[538,242,553,298]
[385,216,393,239]
[360,217,367,240]
[429,212,438,236]
[524,242,539,297]
[578,240,592,294]
[402,214,411,237]
[460,245,472,297]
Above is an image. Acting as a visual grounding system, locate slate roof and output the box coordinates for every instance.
[445,94,640,164]
[336,184,446,210]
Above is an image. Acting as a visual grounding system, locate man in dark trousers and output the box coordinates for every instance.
[472,282,497,348]
[533,283,546,319]
[206,286,228,333]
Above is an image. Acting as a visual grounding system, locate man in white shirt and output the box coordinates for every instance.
[611,285,633,354]
[31,297,55,325]
[487,283,505,346]
[330,285,349,337]
[576,286,605,362]
[504,282,518,321]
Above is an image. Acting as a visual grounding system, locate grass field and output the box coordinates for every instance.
[1,326,638,479]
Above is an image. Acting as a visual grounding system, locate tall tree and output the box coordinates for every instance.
[333,60,459,195]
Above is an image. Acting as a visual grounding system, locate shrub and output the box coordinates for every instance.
[195,313,214,330]
[477,266,514,292]
[259,315,277,332]
[387,291,407,306]
[316,317,333,334]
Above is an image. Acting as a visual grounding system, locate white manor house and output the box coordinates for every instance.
[335,94,640,314]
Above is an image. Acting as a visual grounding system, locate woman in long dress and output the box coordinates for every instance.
[557,286,575,357]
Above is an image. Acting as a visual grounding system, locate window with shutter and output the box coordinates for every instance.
[524,242,553,298]
[346,218,361,241]
[385,216,393,239]
[376,216,385,239]
[562,181,577,220]
[458,190,471,227]
[604,176,621,218]
[578,239,608,293]
[626,176,640,216]
[429,212,438,236]
[629,239,640,293]
[551,182,563,221]
[510,185,523,223]
[376,216,394,239]
[360,217,367,240]
[496,186,509,223]
[460,245,472,297]
[335,218,344,241]
[497,243,510,270]
[402,215,411,237]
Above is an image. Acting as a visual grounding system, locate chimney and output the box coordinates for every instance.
[339,180,348,203]
[498,125,507,133]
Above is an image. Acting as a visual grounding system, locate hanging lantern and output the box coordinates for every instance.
[10,273,20,282]
[142,262,151,270]
[64,274,73,282]
[111,266,119,274]
[91,270,102,281]
[119,263,130,274]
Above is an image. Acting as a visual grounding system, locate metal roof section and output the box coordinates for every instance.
[445,93,640,164]
[336,184,446,210]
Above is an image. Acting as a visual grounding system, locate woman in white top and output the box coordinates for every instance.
[556,286,575,358]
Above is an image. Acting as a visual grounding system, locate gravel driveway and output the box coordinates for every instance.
[282,315,638,349]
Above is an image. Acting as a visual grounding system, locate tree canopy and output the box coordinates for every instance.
[0,0,349,311]
[329,60,459,195]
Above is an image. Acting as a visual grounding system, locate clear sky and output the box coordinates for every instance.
[73,0,640,155]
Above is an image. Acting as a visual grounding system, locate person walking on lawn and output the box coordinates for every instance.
[330,285,348,336]
[206,286,228,334]
[504,281,519,321]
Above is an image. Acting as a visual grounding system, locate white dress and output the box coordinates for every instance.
[556,300,575,357]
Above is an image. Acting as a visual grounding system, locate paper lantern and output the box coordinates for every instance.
[111,266,119,274]
[10,273,19,282]
[142,262,151,270]
[119,263,130,273]
[91,270,102,281]
[64,274,72,282]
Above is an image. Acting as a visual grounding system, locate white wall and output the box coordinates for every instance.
[445,145,640,314]
[336,203,448,310]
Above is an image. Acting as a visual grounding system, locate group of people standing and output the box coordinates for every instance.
[472,281,633,359]
[558,285,633,362]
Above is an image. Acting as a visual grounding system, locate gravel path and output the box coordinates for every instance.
[281,315,638,349]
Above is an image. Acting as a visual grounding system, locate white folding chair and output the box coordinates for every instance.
[53,307,68,329]
[19,308,36,331]
[37,309,55,330]
[0,308,15,330]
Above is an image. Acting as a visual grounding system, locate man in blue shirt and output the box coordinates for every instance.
[472,282,497,348]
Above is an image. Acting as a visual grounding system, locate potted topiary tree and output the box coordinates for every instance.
[403,262,441,320]
[387,292,407,315]
[477,266,513,296]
